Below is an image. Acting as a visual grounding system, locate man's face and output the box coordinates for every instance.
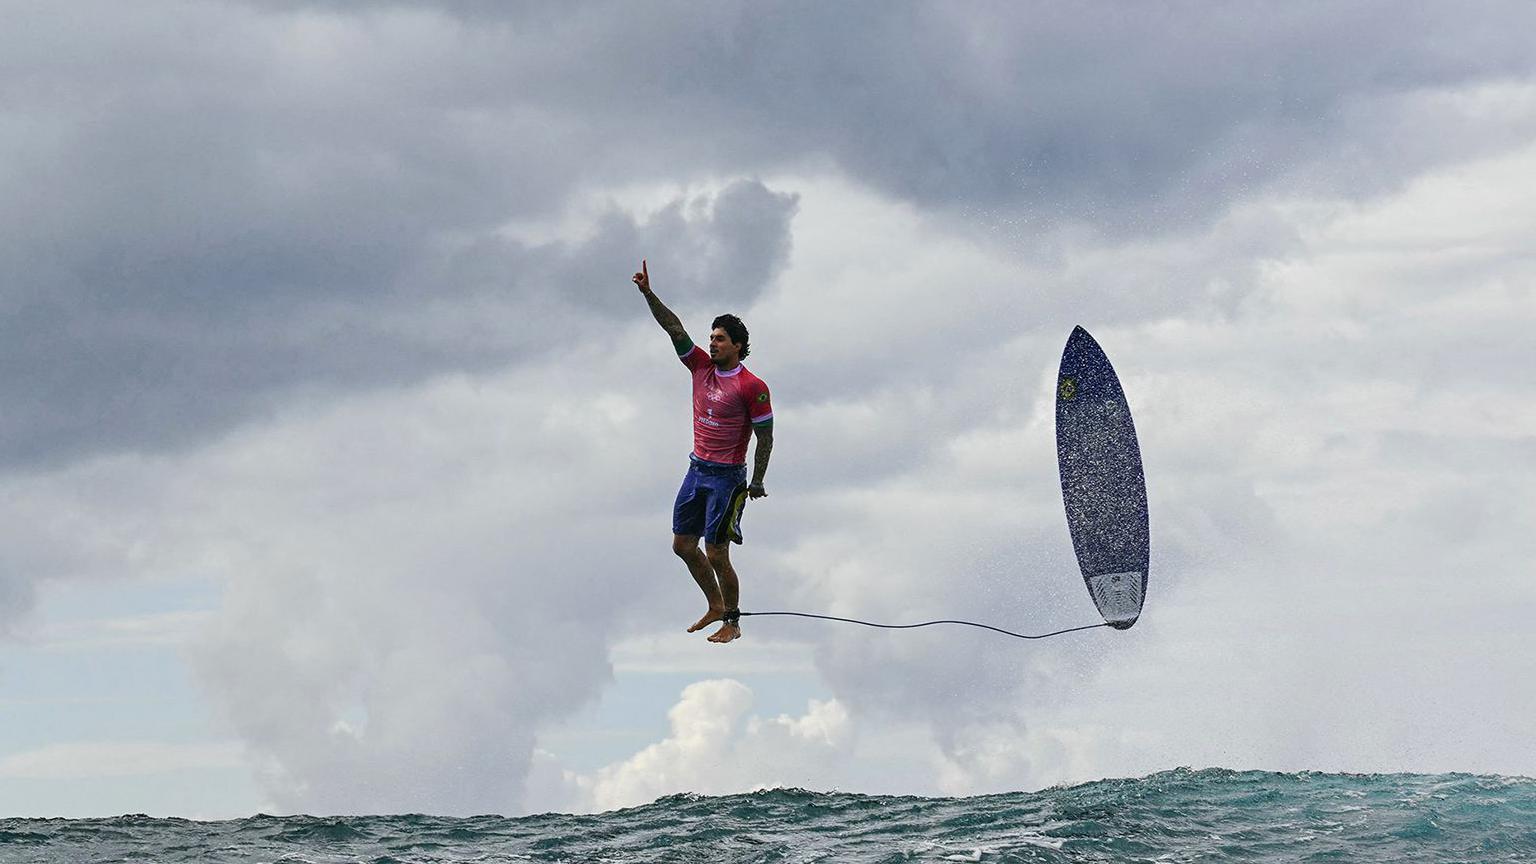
[709,327,741,367]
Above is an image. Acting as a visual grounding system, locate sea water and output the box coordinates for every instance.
[2,768,1533,862]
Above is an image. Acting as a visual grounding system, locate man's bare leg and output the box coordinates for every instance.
[704,541,741,643]
[673,534,725,632]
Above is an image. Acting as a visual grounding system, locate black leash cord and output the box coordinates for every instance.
[737,611,1110,641]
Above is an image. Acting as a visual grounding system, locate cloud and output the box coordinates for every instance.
[8,137,1535,815]
[172,363,683,815]
[236,1,1536,223]
[537,679,1155,811]
[2,337,693,812]
[222,151,1536,810]
[4,0,1536,819]
[1,165,795,470]
[8,1,1533,473]
[717,139,1536,788]
[0,168,792,814]
[553,679,854,813]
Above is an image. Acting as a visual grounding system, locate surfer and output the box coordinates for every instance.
[633,260,774,644]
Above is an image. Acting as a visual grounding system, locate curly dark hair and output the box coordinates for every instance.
[711,314,750,360]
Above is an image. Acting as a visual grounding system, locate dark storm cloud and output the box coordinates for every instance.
[0,0,794,469]
[6,0,1531,470]
[248,0,1536,218]
[543,180,798,318]
[1,0,796,469]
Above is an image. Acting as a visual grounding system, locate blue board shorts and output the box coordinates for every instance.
[672,455,750,545]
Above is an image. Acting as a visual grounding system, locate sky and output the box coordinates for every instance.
[2,0,1534,818]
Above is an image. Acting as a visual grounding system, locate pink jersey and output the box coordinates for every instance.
[681,344,773,465]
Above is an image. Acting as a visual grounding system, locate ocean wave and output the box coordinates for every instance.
[1,768,1532,863]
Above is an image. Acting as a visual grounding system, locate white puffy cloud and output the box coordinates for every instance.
[2,331,691,813]
[555,679,854,813]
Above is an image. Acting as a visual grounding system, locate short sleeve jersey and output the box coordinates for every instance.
[680,344,772,465]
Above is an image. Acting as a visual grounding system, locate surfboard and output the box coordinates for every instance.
[1055,326,1149,630]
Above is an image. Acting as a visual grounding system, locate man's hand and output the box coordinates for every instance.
[635,259,692,349]
[747,482,767,499]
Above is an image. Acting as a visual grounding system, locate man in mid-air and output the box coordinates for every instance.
[633,260,773,644]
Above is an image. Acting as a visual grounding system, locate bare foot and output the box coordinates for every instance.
[707,622,742,644]
[688,607,725,633]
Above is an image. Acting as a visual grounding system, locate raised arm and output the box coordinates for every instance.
[632,260,693,354]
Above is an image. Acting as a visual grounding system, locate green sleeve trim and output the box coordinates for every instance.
[752,418,774,429]
[673,336,695,356]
